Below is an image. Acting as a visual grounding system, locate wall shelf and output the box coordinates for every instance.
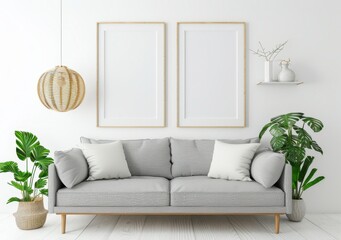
[257,81,303,85]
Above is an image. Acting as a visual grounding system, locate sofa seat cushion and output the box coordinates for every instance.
[170,176,284,207]
[57,176,169,207]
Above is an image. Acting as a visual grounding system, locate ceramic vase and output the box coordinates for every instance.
[278,61,295,82]
[286,199,306,222]
[13,197,48,230]
[264,61,273,82]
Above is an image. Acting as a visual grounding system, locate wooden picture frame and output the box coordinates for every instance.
[97,22,166,127]
[177,22,246,128]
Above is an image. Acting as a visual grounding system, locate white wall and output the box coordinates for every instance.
[0,0,340,213]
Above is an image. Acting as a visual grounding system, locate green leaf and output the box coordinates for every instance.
[269,124,285,137]
[285,146,305,163]
[0,161,19,173]
[271,112,304,128]
[292,162,301,184]
[303,176,325,191]
[15,131,40,160]
[302,117,324,132]
[14,171,32,182]
[25,185,33,195]
[270,135,287,151]
[7,197,21,204]
[30,145,50,162]
[311,141,323,154]
[259,122,275,139]
[40,189,48,196]
[34,158,54,170]
[39,169,48,179]
[8,181,24,191]
[294,126,313,148]
[34,179,47,189]
[303,168,317,186]
[298,156,314,183]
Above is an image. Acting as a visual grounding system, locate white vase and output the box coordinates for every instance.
[264,61,273,82]
[278,61,295,82]
[286,199,306,222]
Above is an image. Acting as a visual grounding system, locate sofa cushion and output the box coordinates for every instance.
[80,137,172,179]
[80,142,131,180]
[170,176,284,207]
[208,141,260,181]
[54,148,88,188]
[57,176,169,207]
[170,138,259,177]
[251,151,286,188]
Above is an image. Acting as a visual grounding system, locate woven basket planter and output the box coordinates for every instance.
[13,197,48,230]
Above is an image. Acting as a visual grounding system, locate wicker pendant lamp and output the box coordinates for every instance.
[37,0,85,112]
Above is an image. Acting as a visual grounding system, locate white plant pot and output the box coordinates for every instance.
[286,199,306,222]
[264,61,273,82]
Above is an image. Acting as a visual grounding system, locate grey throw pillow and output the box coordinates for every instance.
[54,148,89,188]
[251,151,285,188]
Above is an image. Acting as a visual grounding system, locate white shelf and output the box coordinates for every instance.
[257,81,303,85]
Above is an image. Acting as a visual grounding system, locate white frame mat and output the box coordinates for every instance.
[177,22,246,128]
[97,22,166,127]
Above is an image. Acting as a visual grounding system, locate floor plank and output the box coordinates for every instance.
[0,214,341,239]
[167,216,196,240]
[228,216,275,240]
[141,216,190,240]
[287,217,336,240]
[191,215,240,240]
[0,214,10,222]
[305,214,341,239]
[107,215,146,240]
[0,214,60,240]
[42,215,95,240]
[256,215,305,240]
[141,216,196,240]
[77,215,120,240]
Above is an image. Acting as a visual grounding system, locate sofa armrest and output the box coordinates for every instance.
[48,164,64,213]
[276,164,292,214]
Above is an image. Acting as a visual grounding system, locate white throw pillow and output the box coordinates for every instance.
[81,141,131,180]
[208,141,260,181]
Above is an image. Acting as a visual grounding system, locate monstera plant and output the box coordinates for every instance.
[259,113,325,200]
[0,131,53,203]
[0,131,53,229]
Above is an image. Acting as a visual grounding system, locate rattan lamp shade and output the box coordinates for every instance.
[37,66,85,112]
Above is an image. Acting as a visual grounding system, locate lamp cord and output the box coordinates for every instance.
[60,0,63,66]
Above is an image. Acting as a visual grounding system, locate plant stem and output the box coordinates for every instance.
[26,157,28,173]
[30,165,37,190]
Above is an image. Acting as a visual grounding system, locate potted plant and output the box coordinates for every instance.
[0,131,53,229]
[259,112,325,221]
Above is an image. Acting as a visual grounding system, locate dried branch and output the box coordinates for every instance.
[250,40,288,61]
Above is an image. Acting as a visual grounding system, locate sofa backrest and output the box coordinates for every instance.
[80,137,259,179]
[80,137,172,179]
[170,138,259,177]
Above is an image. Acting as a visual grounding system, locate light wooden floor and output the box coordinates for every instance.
[0,214,340,240]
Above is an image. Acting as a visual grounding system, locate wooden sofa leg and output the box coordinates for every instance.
[274,213,280,234]
[61,214,66,234]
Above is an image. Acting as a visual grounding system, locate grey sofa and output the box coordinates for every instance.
[48,137,292,234]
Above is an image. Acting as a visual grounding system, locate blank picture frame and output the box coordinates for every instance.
[97,22,166,127]
[177,22,246,128]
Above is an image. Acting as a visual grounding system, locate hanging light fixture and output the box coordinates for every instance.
[37,0,85,112]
